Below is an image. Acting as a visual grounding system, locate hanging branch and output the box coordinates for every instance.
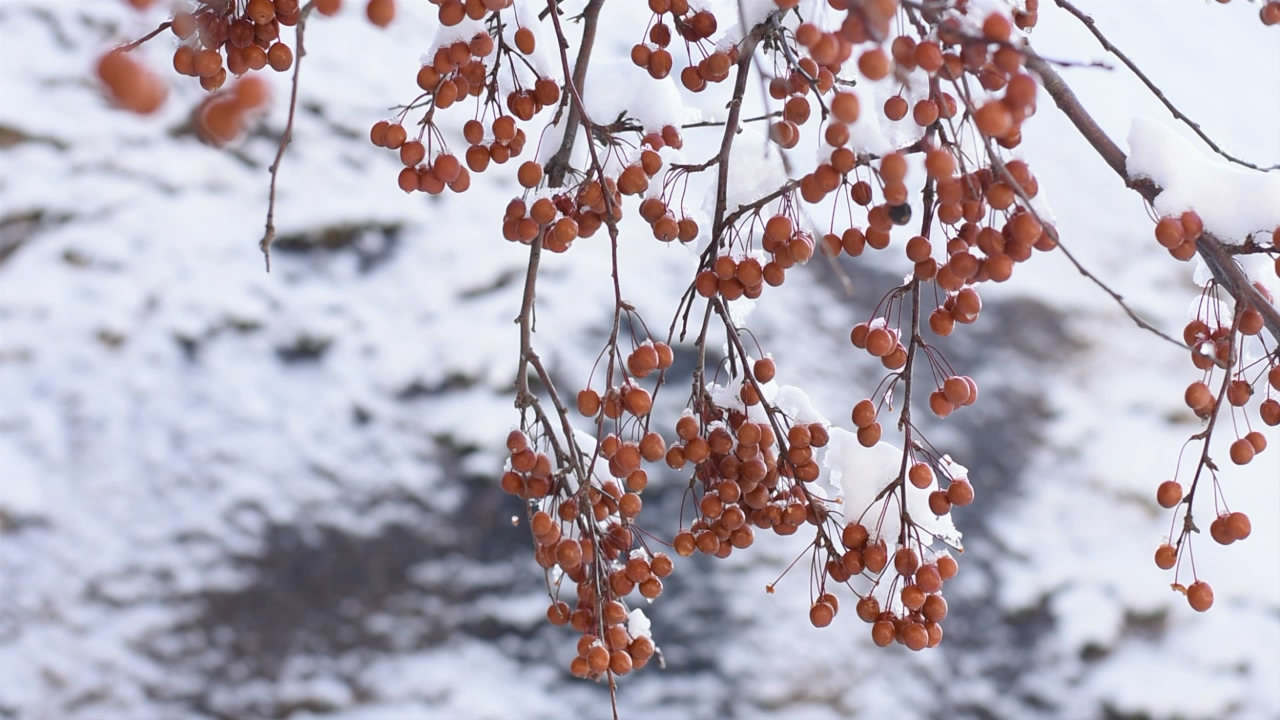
[1026,53,1280,347]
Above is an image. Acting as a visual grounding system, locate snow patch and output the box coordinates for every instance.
[1127,117,1280,243]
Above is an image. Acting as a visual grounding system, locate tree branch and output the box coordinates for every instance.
[544,0,605,187]
[1052,0,1279,172]
[1026,52,1280,347]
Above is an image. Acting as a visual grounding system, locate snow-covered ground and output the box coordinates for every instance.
[0,1,1277,719]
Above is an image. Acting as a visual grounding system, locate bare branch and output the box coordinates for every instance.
[544,0,606,187]
[1027,52,1280,347]
[1052,0,1280,172]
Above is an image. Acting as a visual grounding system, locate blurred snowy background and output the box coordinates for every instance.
[0,1,1278,719]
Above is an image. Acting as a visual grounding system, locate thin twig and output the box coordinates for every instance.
[709,21,774,244]
[259,2,316,271]
[544,0,606,187]
[119,21,172,52]
[1053,0,1279,172]
[1026,52,1280,346]
[681,111,782,130]
[945,106,1189,351]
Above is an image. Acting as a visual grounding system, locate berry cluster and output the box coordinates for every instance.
[105,0,1280,701]
[499,336,679,680]
[501,178,616,252]
[501,429,662,679]
[167,0,305,92]
[632,0,726,84]
[1154,222,1280,611]
[666,405,829,553]
[837,524,958,649]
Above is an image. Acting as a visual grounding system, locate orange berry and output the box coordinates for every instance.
[842,522,869,550]
[171,11,197,39]
[871,620,895,646]
[1246,430,1267,454]
[383,123,407,149]
[367,0,396,27]
[928,490,951,516]
[97,50,168,114]
[1156,480,1182,508]
[809,601,835,628]
[1229,437,1255,465]
[929,391,954,418]
[555,538,583,569]
[576,389,600,416]
[879,152,907,183]
[851,399,876,428]
[514,27,536,54]
[883,95,908,121]
[1264,2,1280,25]
[1227,380,1254,407]
[858,48,890,80]
[610,649,633,675]
[831,91,860,123]
[517,161,543,188]
[1183,381,1213,412]
[902,622,928,651]
[1186,580,1213,612]
[399,140,426,167]
[912,99,939,126]
[916,564,943,593]
[863,541,888,574]
[1226,511,1251,541]
[908,462,933,489]
[974,101,1013,137]
[193,48,223,79]
[856,422,881,447]
[266,41,293,71]
[942,376,971,405]
[1210,514,1235,545]
[982,13,1012,42]
[546,601,570,625]
[865,327,893,357]
[947,479,974,506]
[753,357,776,383]
[929,309,955,336]
[1262,398,1280,426]
[1154,217,1184,249]
[673,530,696,556]
[232,75,270,109]
[894,547,919,576]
